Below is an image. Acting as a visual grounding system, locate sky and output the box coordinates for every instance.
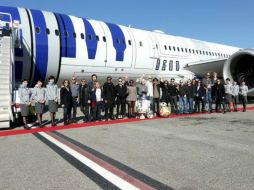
[1,0,254,48]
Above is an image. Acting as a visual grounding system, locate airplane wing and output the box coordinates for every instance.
[184,58,227,77]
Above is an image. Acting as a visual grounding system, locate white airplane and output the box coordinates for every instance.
[0,6,253,96]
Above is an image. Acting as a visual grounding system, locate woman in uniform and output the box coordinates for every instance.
[18,79,32,129]
[33,79,46,127]
[46,76,58,126]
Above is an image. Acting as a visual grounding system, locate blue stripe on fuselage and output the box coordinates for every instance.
[30,9,48,85]
[82,19,97,59]
[55,13,67,57]
[106,23,126,61]
[54,13,76,58]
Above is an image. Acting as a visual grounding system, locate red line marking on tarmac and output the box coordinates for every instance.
[46,131,155,190]
[1,106,254,137]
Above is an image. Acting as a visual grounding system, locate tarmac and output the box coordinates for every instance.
[0,104,254,190]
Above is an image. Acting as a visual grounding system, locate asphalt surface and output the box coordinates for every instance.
[1,109,254,190]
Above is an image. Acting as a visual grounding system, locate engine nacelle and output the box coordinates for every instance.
[223,49,254,95]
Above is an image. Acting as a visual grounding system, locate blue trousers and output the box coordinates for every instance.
[179,96,187,114]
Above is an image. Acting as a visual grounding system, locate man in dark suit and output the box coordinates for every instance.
[103,76,116,120]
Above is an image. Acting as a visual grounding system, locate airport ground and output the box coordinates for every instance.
[0,105,254,190]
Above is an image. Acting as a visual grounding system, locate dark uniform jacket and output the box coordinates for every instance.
[186,85,195,98]
[168,84,178,96]
[115,85,127,101]
[178,85,187,97]
[160,82,170,103]
[60,86,73,108]
[195,85,206,98]
[79,84,90,107]
[214,83,225,101]
[103,82,116,108]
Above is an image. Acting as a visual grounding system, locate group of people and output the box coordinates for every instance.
[18,72,249,129]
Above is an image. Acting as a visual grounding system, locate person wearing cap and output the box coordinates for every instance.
[103,76,116,120]
[168,78,178,114]
[79,79,91,122]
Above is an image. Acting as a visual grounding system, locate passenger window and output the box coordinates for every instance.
[199,50,202,54]
[173,46,176,51]
[81,33,84,39]
[88,34,93,40]
[181,48,184,52]
[162,60,167,71]
[169,60,173,71]
[189,49,191,53]
[177,47,180,52]
[96,35,99,41]
[73,32,76,38]
[169,46,172,51]
[196,50,199,54]
[206,51,208,55]
[192,49,195,54]
[35,27,40,34]
[156,44,158,49]
[128,40,131,45]
[103,36,106,42]
[155,59,160,70]
[55,30,59,36]
[116,38,120,44]
[46,28,50,35]
[176,61,180,71]
[140,41,143,47]
[164,45,167,50]
[185,48,188,53]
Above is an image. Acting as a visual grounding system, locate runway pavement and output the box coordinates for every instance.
[1,108,254,190]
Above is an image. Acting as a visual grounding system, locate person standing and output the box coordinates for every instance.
[91,82,104,121]
[224,78,233,112]
[46,76,58,126]
[152,78,160,116]
[60,80,73,125]
[178,80,188,114]
[232,81,239,112]
[186,79,195,114]
[103,76,116,121]
[146,76,154,114]
[79,79,91,122]
[126,80,137,118]
[194,81,206,113]
[239,81,248,112]
[214,79,226,113]
[115,78,127,119]
[203,72,214,113]
[32,79,46,127]
[18,79,32,129]
[160,79,170,105]
[70,76,79,122]
[168,78,179,114]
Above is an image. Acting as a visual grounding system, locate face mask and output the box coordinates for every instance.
[49,81,54,85]
[22,84,27,87]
